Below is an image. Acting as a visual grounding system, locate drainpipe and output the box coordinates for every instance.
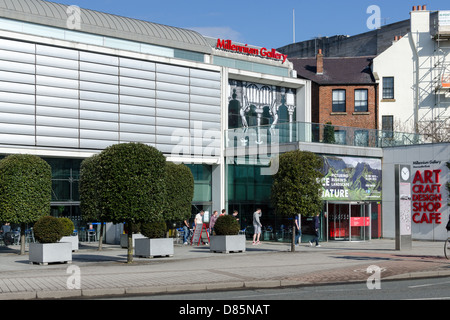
[409,32,420,135]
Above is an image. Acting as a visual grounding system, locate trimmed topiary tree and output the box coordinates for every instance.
[79,154,107,250]
[96,143,167,263]
[0,154,52,255]
[214,215,240,236]
[33,216,64,244]
[271,150,324,252]
[164,162,194,227]
[59,217,75,237]
[140,219,167,239]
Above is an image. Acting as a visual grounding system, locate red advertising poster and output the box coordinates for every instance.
[350,217,370,227]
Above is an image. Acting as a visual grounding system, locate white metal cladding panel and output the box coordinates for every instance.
[0,60,35,74]
[0,102,35,115]
[36,106,78,119]
[120,76,156,90]
[36,55,78,70]
[36,115,78,128]
[81,100,118,113]
[80,81,118,94]
[0,123,35,135]
[157,81,190,95]
[156,99,189,112]
[0,70,35,84]
[119,86,155,98]
[80,119,119,131]
[36,126,78,138]
[80,128,119,140]
[157,108,189,120]
[120,104,155,116]
[80,71,119,85]
[80,91,119,104]
[0,91,35,105]
[36,45,79,60]
[37,136,79,148]
[120,114,155,126]
[119,67,155,81]
[157,72,189,86]
[36,96,79,109]
[156,90,190,103]
[0,82,34,95]
[80,61,118,76]
[80,52,118,66]
[0,38,35,54]
[156,64,190,77]
[120,95,155,107]
[190,103,221,115]
[36,75,78,90]
[80,139,117,149]
[190,68,221,82]
[37,65,78,79]
[36,86,78,99]
[120,132,156,144]
[119,58,155,72]
[120,122,155,134]
[0,49,35,64]
[0,134,35,146]
[0,112,35,125]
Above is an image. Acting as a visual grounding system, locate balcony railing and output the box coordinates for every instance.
[225,122,425,149]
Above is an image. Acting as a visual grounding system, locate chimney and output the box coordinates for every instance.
[316,49,323,75]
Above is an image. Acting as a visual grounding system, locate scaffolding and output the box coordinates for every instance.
[427,11,450,142]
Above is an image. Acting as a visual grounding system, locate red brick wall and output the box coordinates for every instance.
[313,85,378,130]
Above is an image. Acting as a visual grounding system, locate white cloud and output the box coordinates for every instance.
[188,26,244,42]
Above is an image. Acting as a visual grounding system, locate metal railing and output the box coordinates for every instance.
[225,121,425,149]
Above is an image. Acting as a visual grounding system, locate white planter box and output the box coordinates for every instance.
[134,238,174,258]
[29,242,72,265]
[60,236,79,251]
[120,233,146,248]
[210,235,246,253]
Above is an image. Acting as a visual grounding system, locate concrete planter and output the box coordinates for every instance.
[120,233,146,248]
[134,238,174,258]
[210,235,246,253]
[29,242,72,265]
[60,236,79,252]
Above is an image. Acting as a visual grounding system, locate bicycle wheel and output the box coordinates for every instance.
[445,238,450,260]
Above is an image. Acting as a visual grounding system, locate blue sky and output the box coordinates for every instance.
[54,0,450,49]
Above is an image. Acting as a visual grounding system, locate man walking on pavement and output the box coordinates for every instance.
[309,212,321,247]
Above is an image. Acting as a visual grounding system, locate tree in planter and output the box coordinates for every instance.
[163,162,194,235]
[34,216,64,244]
[96,143,166,263]
[79,154,107,250]
[271,150,323,252]
[59,217,75,238]
[0,155,52,255]
[214,215,240,236]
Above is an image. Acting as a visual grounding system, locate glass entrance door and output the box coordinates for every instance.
[328,203,349,240]
[327,202,371,241]
[350,203,371,241]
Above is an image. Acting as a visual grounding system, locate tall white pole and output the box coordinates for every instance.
[293,8,295,43]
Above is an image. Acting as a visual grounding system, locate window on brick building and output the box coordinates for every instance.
[382,77,394,99]
[354,89,368,112]
[332,89,346,112]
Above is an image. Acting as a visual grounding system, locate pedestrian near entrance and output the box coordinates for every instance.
[253,208,262,245]
[309,213,321,247]
[209,210,219,235]
[294,215,301,246]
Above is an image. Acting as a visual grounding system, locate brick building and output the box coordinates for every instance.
[291,52,378,134]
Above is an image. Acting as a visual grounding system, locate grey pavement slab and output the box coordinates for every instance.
[0,239,448,300]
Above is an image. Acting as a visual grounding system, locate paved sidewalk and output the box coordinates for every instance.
[0,239,448,300]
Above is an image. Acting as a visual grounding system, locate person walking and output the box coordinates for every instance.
[309,213,321,247]
[209,210,219,235]
[253,208,262,245]
[294,214,302,246]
